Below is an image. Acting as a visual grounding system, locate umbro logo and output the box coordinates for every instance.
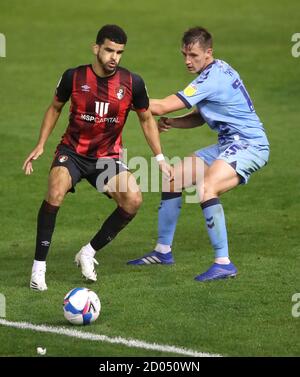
[41,241,50,247]
[81,84,90,92]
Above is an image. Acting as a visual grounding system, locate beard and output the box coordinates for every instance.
[96,54,117,74]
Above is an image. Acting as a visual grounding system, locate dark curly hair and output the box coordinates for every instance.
[96,24,127,45]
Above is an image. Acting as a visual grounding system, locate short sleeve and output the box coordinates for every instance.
[131,73,149,111]
[55,69,74,103]
[176,72,217,109]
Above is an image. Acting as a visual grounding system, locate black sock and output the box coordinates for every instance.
[34,200,60,261]
[161,192,182,200]
[90,206,135,251]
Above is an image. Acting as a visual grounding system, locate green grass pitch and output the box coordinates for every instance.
[0,0,300,357]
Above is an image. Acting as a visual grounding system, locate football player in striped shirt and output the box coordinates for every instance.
[23,25,172,291]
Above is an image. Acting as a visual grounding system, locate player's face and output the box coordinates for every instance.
[93,39,125,74]
[181,42,213,74]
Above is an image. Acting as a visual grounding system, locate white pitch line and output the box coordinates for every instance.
[0,319,221,357]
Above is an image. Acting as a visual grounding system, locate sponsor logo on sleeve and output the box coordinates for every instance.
[183,84,197,97]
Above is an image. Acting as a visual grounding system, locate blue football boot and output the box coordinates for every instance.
[194,262,237,282]
[127,251,174,265]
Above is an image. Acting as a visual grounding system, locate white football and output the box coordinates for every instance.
[63,287,101,325]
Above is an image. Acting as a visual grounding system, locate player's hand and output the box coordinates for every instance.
[158,161,174,182]
[158,117,173,133]
[22,145,44,175]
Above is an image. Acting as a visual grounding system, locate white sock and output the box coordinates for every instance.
[32,260,46,271]
[155,243,171,254]
[82,243,96,257]
[215,257,230,265]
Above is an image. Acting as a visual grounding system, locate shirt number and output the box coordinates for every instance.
[232,79,254,112]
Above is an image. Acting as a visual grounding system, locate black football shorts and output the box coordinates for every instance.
[51,144,129,194]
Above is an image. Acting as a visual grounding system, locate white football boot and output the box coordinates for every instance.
[30,261,48,291]
[75,246,99,282]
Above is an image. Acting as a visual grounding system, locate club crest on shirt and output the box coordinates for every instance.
[58,155,68,163]
[183,84,197,97]
[116,86,125,100]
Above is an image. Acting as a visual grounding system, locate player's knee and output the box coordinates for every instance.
[121,191,142,213]
[47,187,66,206]
[129,192,143,211]
[202,180,218,201]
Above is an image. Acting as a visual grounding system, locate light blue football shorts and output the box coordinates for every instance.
[194,139,269,184]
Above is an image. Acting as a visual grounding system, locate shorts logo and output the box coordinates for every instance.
[58,155,68,163]
[95,101,110,116]
[116,86,125,100]
[116,160,129,170]
[183,84,197,97]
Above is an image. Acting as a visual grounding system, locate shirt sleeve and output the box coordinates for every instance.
[131,73,149,111]
[55,68,74,102]
[176,73,217,109]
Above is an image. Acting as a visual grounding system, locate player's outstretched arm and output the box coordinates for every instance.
[136,109,174,181]
[158,110,205,132]
[22,98,66,175]
[150,94,186,116]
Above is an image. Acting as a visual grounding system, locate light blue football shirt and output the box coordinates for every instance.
[176,59,269,146]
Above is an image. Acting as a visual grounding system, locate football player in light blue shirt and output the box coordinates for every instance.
[128,27,269,281]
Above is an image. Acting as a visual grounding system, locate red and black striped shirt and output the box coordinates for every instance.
[55,64,149,158]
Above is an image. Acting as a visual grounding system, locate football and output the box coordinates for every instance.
[63,287,101,325]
